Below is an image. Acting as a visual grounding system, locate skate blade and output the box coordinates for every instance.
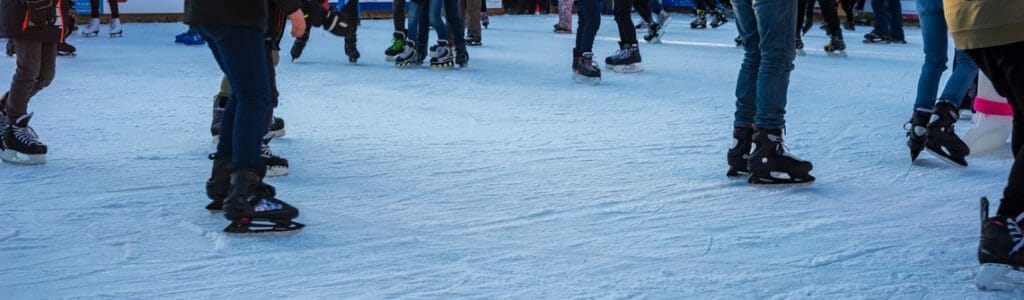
[610,63,643,73]
[385,55,397,62]
[395,62,420,69]
[1,150,46,165]
[749,171,815,186]
[925,147,968,168]
[264,129,286,142]
[431,63,455,70]
[224,221,305,236]
[110,33,123,38]
[726,167,749,177]
[266,166,289,177]
[826,50,848,58]
[572,73,601,85]
[82,32,99,37]
[977,263,1024,291]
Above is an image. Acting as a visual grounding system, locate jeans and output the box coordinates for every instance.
[430,0,467,50]
[913,0,978,110]
[613,0,638,44]
[195,25,271,171]
[575,0,601,53]
[732,0,796,129]
[968,42,1024,216]
[5,40,56,122]
[407,0,431,50]
[870,0,904,39]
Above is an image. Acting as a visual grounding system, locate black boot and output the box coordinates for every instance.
[222,168,302,234]
[345,34,360,64]
[572,51,601,85]
[977,197,1024,290]
[906,109,930,162]
[747,128,815,185]
[727,126,754,177]
[204,154,233,211]
[925,101,970,167]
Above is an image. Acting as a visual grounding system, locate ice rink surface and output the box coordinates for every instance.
[0,14,1017,298]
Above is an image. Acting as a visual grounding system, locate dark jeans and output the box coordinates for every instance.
[870,0,904,39]
[90,0,119,18]
[969,42,1024,217]
[429,0,467,52]
[575,0,601,53]
[633,0,654,23]
[696,0,718,11]
[4,40,56,122]
[733,0,796,129]
[195,25,272,171]
[797,0,842,37]
[612,0,637,44]
[394,0,407,32]
[407,0,432,53]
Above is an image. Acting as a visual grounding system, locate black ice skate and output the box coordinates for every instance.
[467,35,482,46]
[210,95,228,139]
[262,143,289,177]
[573,50,601,85]
[635,21,649,33]
[291,30,310,61]
[0,100,8,152]
[863,31,890,44]
[977,197,1024,291]
[924,101,970,167]
[747,128,815,185]
[795,34,806,56]
[842,20,856,31]
[430,40,456,70]
[824,35,847,57]
[345,34,360,64]
[727,126,754,177]
[264,116,286,142]
[710,9,728,28]
[554,24,572,34]
[2,113,47,165]
[384,31,406,62]
[734,35,743,48]
[57,42,76,57]
[222,169,303,234]
[456,47,469,69]
[690,10,707,29]
[605,42,643,73]
[906,109,930,162]
[643,23,664,44]
[394,40,422,68]
[204,154,277,212]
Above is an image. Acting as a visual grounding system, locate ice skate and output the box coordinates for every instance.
[977,197,1024,291]
[344,34,360,64]
[0,101,8,152]
[264,116,286,142]
[177,30,205,46]
[747,128,815,185]
[222,169,303,234]
[394,41,422,68]
[605,42,643,73]
[635,21,650,33]
[643,23,664,44]
[467,35,482,46]
[554,24,572,34]
[572,50,601,85]
[924,101,970,167]
[291,31,310,61]
[863,31,890,44]
[2,113,47,165]
[82,18,100,37]
[57,42,76,57]
[690,11,707,29]
[795,34,805,56]
[727,126,754,177]
[709,9,728,28]
[842,20,856,31]
[262,144,289,177]
[734,35,743,48]
[906,109,930,162]
[5,39,14,57]
[384,31,406,62]
[825,35,847,57]
[204,154,277,212]
[456,48,469,69]
[109,18,123,37]
[430,40,456,70]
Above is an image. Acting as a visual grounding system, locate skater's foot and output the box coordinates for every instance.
[925,101,970,167]
[2,113,47,165]
[906,109,930,162]
[727,126,754,177]
[747,128,814,185]
[978,198,1024,291]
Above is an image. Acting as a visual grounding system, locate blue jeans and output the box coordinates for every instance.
[870,0,904,39]
[575,0,601,53]
[429,0,466,50]
[732,0,796,129]
[913,0,978,110]
[407,0,431,49]
[195,25,271,171]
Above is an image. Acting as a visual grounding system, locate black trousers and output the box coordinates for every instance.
[613,0,637,44]
[968,41,1024,217]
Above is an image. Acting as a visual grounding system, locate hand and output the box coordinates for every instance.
[288,10,307,38]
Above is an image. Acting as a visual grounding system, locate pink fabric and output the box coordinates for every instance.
[975,97,1014,116]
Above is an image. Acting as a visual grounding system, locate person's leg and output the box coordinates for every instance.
[840,0,855,25]
[732,0,758,127]
[576,0,600,52]
[90,0,100,18]
[796,0,807,33]
[613,0,638,44]
[444,0,467,47]
[394,0,407,33]
[888,0,904,39]
[464,0,482,39]
[870,0,890,36]
[430,0,449,40]
[753,0,796,129]
[936,50,979,105]
[6,40,44,121]
[912,0,946,111]
[31,43,57,98]
[816,0,842,37]
[407,2,422,42]
[558,0,575,30]
[651,0,663,14]
[635,0,654,23]
[107,0,119,18]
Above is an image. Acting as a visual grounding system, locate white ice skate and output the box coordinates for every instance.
[609,63,643,73]
[82,18,100,37]
[977,263,1024,291]
[964,73,1013,154]
[109,18,123,37]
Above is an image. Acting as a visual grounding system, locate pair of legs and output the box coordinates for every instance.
[90,0,119,19]
[575,0,601,53]
[407,0,433,53]
[797,0,842,37]
[428,0,467,51]
[612,0,638,44]
[967,42,1024,216]
[912,0,978,111]
[695,0,718,12]
[733,0,795,129]
[869,0,904,39]
[4,40,56,122]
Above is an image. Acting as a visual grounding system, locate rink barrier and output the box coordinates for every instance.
[975,98,1015,117]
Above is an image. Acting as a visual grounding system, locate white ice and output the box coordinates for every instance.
[0,15,1017,298]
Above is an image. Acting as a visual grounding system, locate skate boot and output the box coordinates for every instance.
[727,126,754,177]
[394,40,422,68]
[824,35,847,57]
[344,34,360,64]
[482,12,490,29]
[863,31,890,43]
[925,101,970,167]
[842,20,856,31]
[264,115,286,142]
[710,9,728,28]
[205,155,277,212]
[605,42,643,73]
[384,31,406,62]
[657,10,672,29]
[5,39,14,57]
[82,18,100,37]
[690,10,707,29]
[467,35,482,46]
[906,109,930,162]
[734,35,743,47]
[643,22,664,44]
[747,128,815,185]
[795,34,805,56]
[635,21,650,33]
[2,113,47,165]
[262,143,289,177]
[430,40,455,70]
[211,95,228,139]
[456,47,469,69]
[109,18,123,37]
[573,49,601,85]
[57,42,76,57]
[977,197,1024,291]
[291,31,310,61]
[222,169,303,234]
[554,24,572,34]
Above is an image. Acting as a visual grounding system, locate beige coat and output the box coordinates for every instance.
[944,0,1024,50]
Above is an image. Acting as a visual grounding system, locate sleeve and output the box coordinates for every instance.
[272,0,303,16]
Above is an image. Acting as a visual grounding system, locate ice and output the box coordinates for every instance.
[0,15,1015,298]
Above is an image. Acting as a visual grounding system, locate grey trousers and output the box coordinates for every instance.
[4,40,57,122]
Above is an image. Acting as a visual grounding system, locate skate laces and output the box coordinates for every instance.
[13,126,42,146]
[1008,214,1024,254]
